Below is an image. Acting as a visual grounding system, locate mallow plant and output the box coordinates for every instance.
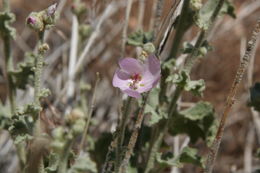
[0,0,260,173]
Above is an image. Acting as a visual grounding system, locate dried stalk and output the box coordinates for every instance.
[204,18,260,173]
[121,0,133,57]
[66,15,79,109]
[79,73,100,151]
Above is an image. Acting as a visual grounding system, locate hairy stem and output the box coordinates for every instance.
[119,93,149,172]
[204,18,260,173]
[115,97,133,171]
[34,31,45,106]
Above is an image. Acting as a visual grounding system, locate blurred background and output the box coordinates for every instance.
[0,0,260,172]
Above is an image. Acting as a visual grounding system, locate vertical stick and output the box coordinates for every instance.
[121,0,133,57]
[204,18,260,173]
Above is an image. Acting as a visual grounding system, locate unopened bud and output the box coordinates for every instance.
[143,42,155,54]
[79,24,92,39]
[71,2,87,17]
[26,12,44,31]
[43,3,57,26]
[38,43,49,54]
[47,3,57,16]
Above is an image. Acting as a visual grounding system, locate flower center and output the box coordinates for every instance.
[129,73,142,90]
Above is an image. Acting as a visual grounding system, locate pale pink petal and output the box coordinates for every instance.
[138,55,161,92]
[145,54,161,75]
[119,58,143,74]
[123,89,141,98]
[112,69,130,90]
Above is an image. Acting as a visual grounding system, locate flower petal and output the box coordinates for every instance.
[123,89,141,98]
[145,54,161,75]
[137,54,161,93]
[119,58,143,74]
[112,69,130,90]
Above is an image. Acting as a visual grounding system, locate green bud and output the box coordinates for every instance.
[26,12,44,31]
[72,120,86,135]
[38,43,49,54]
[71,1,87,17]
[143,42,155,54]
[190,0,202,11]
[65,108,85,124]
[79,24,92,39]
[52,127,64,140]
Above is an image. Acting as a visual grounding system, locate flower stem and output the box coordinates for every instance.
[204,18,260,173]
[58,139,73,173]
[34,31,45,107]
[115,96,133,171]
[118,93,149,172]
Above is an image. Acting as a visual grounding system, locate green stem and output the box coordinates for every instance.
[2,0,16,114]
[58,140,73,173]
[34,31,45,106]
[159,0,190,103]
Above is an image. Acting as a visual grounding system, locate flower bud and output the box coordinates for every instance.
[43,3,57,26]
[26,12,44,31]
[38,43,49,54]
[143,42,155,54]
[79,24,92,39]
[71,1,87,18]
[47,3,57,16]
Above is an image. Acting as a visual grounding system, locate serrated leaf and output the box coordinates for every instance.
[127,30,154,47]
[195,0,236,30]
[168,71,205,96]
[169,102,217,145]
[0,12,16,39]
[178,147,204,167]
[221,0,236,18]
[156,147,203,169]
[45,153,60,173]
[9,52,36,89]
[182,41,213,57]
[68,152,97,173]
[156,152,182,168]
[14,134,33,145]
[249,82,260,112]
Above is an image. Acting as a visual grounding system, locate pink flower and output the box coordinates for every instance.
[113,55,161,98]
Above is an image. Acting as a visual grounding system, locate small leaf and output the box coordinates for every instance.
[249,82,260,112]
[127,30,154,47]
[221,0,236,18]
[9,52,36,89]
[0,12,16,39]
[142,89,167,126]
[45,153,60,172]
[195,0,236,30]
[167,71,205,96]
[156,152,182,168]
[156,147,204,169]
[178,147,204,167]
[68,152,97,173]
[182,41,213,57]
